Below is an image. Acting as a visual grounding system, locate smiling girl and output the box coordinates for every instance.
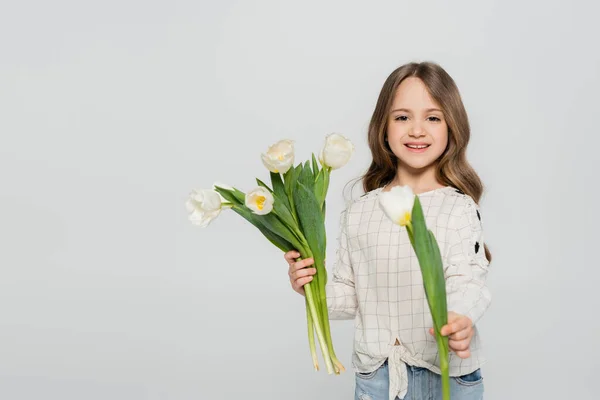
[286,61,492,400]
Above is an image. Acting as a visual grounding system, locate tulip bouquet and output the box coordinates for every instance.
[186,134,355,375]
[378,186,451,400]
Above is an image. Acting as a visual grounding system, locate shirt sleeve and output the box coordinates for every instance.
[444,196,492,325]
[325,207,358,320]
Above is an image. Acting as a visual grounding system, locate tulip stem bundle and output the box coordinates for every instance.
[378,187,451,400]
[187,134,354,374]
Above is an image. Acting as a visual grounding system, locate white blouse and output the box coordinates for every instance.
[325,185,492,400]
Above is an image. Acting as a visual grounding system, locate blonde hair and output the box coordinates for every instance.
[357,61,491,262]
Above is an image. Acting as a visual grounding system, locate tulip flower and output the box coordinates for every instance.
[319,133,354,170]
[261,139,295,174]
[377,186,415,226]
[245,187,275,215]
[186,189,224,227]
[378,185,450,400]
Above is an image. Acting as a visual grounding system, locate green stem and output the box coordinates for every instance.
[309,256,325,330]
[304,281,334,374]
[406,222,414,246]
[319,281,343,374]
[306,298,319,370]
[435,331,450,400]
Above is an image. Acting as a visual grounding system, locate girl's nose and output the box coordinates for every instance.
[409,125,425,137]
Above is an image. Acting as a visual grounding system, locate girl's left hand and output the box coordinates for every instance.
[428,311,473,359]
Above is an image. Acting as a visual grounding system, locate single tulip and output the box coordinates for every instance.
[319,133,354,170]
[245,187,275,215]
[261,139,295,174]
[377,185,415,226]
[186,189,223,227]
[378,184,450,400]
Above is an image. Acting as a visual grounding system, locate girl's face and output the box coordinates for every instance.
[387,77,449,172]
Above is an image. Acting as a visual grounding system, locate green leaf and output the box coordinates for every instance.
[411,195,448,333]
[311,153,319,179]
[272,195,300,235]
[219,187,247,205]
[323,166,330,197]
[270,172,286,203]
[283,167,294,195]
[407,200,450,399]
[256,176,298,227]
[215,184,302,253]
[256,209,306,253]
[231,205,294,252]
[299,161,314,190]
[293,182,326,278]
[256,178,274,193]
[271,172,293,214]
[213,186,248,207]
[213,186,240,205]
[284,165,302,224]
[427,229,448,330]
[314,169,326,208]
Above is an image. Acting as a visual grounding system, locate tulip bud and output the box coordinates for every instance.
[378,185,415,226]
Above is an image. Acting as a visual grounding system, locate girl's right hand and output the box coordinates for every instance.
[284,250,317,296]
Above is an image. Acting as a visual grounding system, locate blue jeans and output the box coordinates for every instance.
[355,359,484,400]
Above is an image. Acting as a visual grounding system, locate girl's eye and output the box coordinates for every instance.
[428,116,441,122]
[394,115,408,121]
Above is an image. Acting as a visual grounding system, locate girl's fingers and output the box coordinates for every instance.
[454,349,471,359]
[284,250,300,264]
[293,276,313,290]
[442,321,465,336]
[285,253,315,296]
[292,258,314,272]
[292,267,317,280]
[448,327,471,341]
[449,339,470,352]
[287,258,312,278]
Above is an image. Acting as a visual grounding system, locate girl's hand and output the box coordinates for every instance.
[429,311,474,359]
[284,250,316,296]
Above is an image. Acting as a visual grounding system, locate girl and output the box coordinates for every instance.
[285,61,492,400]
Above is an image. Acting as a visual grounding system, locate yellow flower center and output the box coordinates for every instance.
[278,154,284,161]
[398,211,411,226]
[256,196,266,210]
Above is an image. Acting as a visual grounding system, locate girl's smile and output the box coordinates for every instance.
[404,142,431,153]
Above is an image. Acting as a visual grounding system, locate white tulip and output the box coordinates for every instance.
[245,187,275,215]
[186,189,223,227]
[319,133,354,170]
[261,139,295,174]
[378,185,415,226]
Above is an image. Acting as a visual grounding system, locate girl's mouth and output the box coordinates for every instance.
[405,144,430,153]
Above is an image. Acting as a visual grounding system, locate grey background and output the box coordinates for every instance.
[1,0,598,399]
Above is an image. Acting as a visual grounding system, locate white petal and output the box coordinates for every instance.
[321,133,354,169]
[378,185,415,226]
[201,190,222,212]
[262,139,295,173]
[261,153,279,173]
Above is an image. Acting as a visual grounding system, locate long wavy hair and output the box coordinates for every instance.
[354,61,491,262]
